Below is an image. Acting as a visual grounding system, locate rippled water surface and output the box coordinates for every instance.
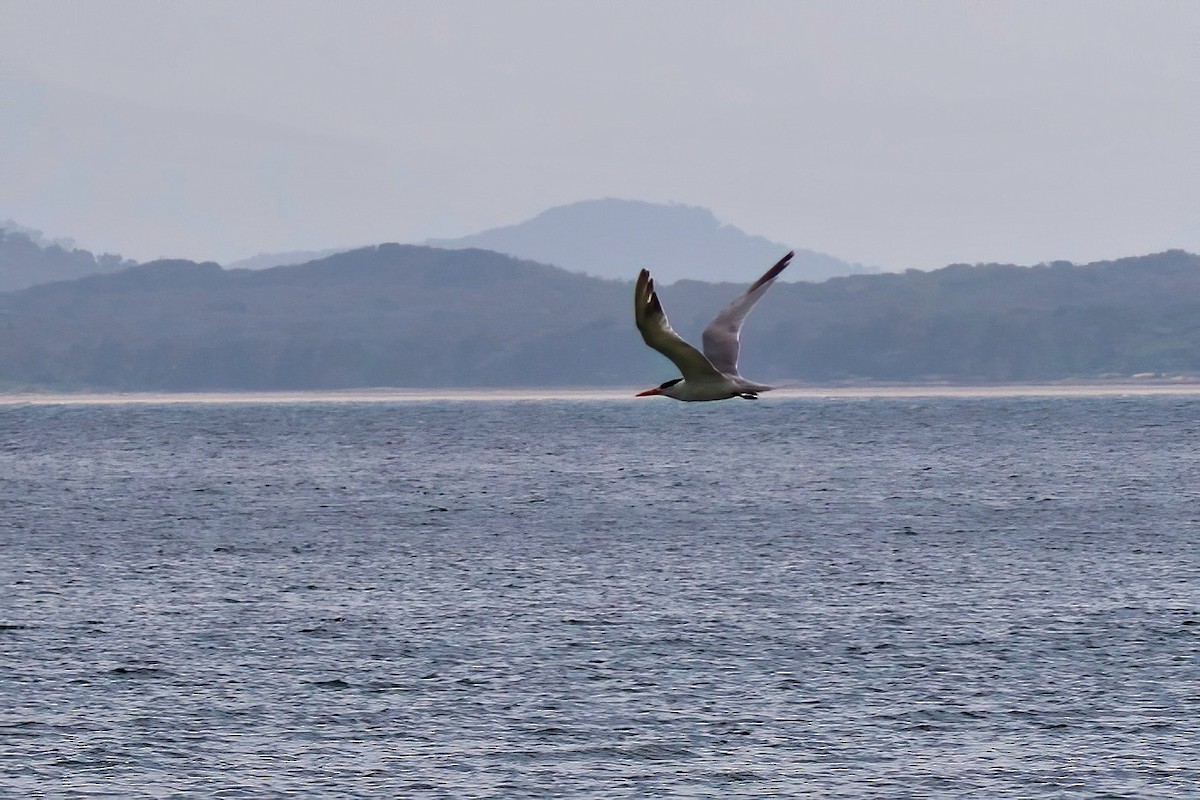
[3,397,1199,797]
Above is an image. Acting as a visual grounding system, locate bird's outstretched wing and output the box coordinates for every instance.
[634,269,725,381]
[700,251,794,376]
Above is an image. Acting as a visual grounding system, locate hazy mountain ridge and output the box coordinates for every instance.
[223,247,358,271]
[0,225,136,292]
[3,200,865,286]
[2,245,1198,391]
[425,199,875,284]
[226,199,870,280]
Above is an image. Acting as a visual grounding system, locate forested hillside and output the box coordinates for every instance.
[0,227,134,291]
[1,246,1197,390]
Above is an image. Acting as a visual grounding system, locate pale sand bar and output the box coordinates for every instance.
[5,380,1200,406]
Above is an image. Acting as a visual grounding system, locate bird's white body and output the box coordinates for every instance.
[634,252,793,402]
[647,375,774,402]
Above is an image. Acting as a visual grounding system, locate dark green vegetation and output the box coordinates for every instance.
[1,245,1198,390]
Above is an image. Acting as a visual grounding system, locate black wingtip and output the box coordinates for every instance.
[766,251,794,277]
[648,287,663,315]
[745,251,794,293]
[635,268,663,323]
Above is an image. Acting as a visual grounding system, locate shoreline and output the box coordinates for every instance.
[5,380,1200,405]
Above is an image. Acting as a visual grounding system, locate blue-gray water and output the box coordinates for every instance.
[2,397,1198,798]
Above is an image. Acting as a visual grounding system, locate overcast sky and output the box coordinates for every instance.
[1,0,1196,269]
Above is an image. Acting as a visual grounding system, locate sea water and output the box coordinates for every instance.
[2,396,1198,797]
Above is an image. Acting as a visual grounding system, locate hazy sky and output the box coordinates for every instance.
[1,1,1196,269]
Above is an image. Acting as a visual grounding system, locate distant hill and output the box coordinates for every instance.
[425,198,875,284]
[0,246,641,390]
[223,247,356,271]
[0,224,135,292]
[1,246,1198,391]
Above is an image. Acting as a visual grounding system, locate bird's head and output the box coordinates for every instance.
[636,378,682,397]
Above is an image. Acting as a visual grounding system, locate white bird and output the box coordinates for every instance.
[634,251,794,401]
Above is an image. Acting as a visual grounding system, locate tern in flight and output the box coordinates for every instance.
[634,251,794,401]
